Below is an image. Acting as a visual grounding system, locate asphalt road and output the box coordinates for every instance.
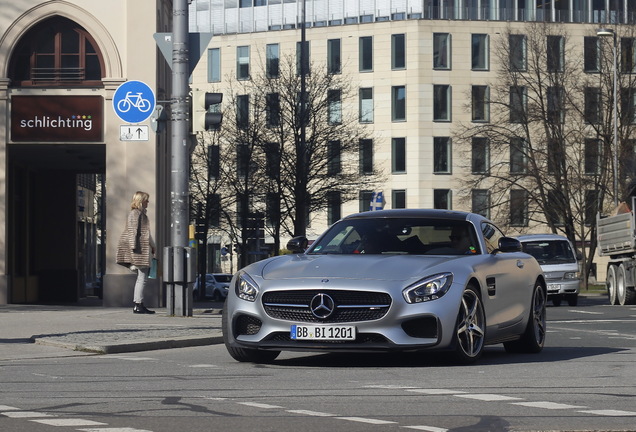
[1,294,636,432]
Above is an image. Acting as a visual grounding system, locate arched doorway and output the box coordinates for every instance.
[7,16,106,303]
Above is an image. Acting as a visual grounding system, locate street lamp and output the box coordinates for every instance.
[597,28,619,206]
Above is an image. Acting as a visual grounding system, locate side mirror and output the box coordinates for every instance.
[287,236,308,254]
[495,237,522,254]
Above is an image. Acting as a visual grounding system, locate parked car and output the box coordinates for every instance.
[516,234,580,306]
[223,209,547,364]
[193,273,233,301]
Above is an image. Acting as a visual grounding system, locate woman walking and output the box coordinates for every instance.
[116,191,156,314]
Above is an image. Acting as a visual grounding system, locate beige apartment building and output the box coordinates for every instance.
[0,0,172,305]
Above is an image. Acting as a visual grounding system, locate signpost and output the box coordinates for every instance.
[112,80,156,124]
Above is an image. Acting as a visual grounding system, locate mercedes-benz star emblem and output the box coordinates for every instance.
[310,293,335,319]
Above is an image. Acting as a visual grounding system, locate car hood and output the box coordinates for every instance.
[259,254,463,282]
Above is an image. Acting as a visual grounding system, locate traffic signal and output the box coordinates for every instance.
[191,88,223,132]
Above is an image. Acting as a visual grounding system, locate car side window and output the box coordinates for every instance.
[481,222,504,254]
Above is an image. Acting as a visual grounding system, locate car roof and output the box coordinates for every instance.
[515,233,571,242]
[343,208,480,222]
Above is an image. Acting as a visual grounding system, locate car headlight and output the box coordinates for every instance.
[564,271,579,280]
[236,272,259,302]
[403,272,453,304]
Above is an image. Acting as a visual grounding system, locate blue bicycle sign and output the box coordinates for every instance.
[112,80,156,123]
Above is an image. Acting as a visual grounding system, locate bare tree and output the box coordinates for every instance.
[453,23,636,287]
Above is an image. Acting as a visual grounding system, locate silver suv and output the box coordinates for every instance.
[517,234,580,306]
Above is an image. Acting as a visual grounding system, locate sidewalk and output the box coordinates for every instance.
[0,300,224,360]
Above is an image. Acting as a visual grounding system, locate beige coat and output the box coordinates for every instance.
[116,208,154,268]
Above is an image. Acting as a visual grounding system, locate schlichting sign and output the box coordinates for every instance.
[11,96,103,142]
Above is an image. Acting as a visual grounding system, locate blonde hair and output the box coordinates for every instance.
[131,191,150,210]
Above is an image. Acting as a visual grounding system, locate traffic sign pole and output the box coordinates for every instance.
[164,0,194,317]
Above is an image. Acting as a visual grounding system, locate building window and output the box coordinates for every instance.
[265,142,280,179]
[392,190,406,209]
[471,137,489,174]
[434,137,451,174]
[585,87,601,124]
[547,86,564,123]
[9,16,105,86]
[585,190,599,226]
[472,85,489,122]
[266,93,280,128]
[510,189,528,227]
[621,87,636,123]
[547,139,565,174]
[585,138,602,175]
[327,191,342,225]
[433,33,451,70]
[547,190,565,226]
[510,86,527,123]
[209,193,221,227]
[547,35,564,72]
[359,190,373,212]
[509,34,526,72]
[359,36,373,72]
[584,36,599,72]
[266,43,279,78]
[471,34,489,71]
[237,46,250,80]
[434,189,451,209]
[207,48,221,82]
[359,87,373,123]
[510,138,527,174]
[296,41,310,75]
[328,89,342,125]
[360,139,373,174]
[621,37,636,73]
[266,192,280,227]
[472,190,490,218]
[236,94,249,129]
[392,33,406,70]
[392,86,406,121]
[237,144,250,177]
[433,85,451,121]
[208,145,220,179]
[392,138,406,173]
[327,38,341,74]
[328,140,341,175]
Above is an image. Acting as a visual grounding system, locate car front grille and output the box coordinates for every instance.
[262,290,391,323]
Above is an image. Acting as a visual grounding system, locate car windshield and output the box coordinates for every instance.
[308,217,480,255]
[214,275,232,282]
[521,240,575,264]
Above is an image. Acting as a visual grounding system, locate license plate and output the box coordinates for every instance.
[290,325,356,340]
[547,283,561,292]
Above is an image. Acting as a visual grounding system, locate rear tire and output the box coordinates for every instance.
[607,265,618,305]
[504,280,546,354]
[552,297,562,306]
[222,301,280,363]
[617,264,636,305]
[450,285,485,364]
[567,294,578,306]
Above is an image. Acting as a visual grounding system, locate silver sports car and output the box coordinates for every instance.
[223,209,547,364]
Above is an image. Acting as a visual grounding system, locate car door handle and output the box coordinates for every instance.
[516,260,524,268]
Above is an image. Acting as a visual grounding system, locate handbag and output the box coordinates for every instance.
[149,258,158,279]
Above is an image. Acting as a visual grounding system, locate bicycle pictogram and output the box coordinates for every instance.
[117,92,152,113]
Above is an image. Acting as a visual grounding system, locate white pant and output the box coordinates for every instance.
[133,267,150,304]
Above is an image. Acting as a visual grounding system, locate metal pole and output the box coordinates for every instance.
[612,34,619,206]
[165,0,194,316]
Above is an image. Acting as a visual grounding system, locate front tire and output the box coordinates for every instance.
[450,285,486,364]
[504,280,546,354]
[222,301,280,363]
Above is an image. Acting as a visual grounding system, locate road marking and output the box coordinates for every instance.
[338,416,397,424]
[1,411,54,418]
[31,418,107,426]
[578,409,636,416]
[512,401,586,410]
[288,409,336,417]
[0,405,19,411]
[238,402,283,409]
[455,394,522,401]
[402,426,449,432]
[79,428,153,432]
[407,389,466,395]
[566,310,604,315]
[188,364,217,368]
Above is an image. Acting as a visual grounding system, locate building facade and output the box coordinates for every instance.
[0,0,172,305]
[188,0,634,280]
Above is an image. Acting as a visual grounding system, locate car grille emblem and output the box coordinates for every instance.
[310,293,335,319]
